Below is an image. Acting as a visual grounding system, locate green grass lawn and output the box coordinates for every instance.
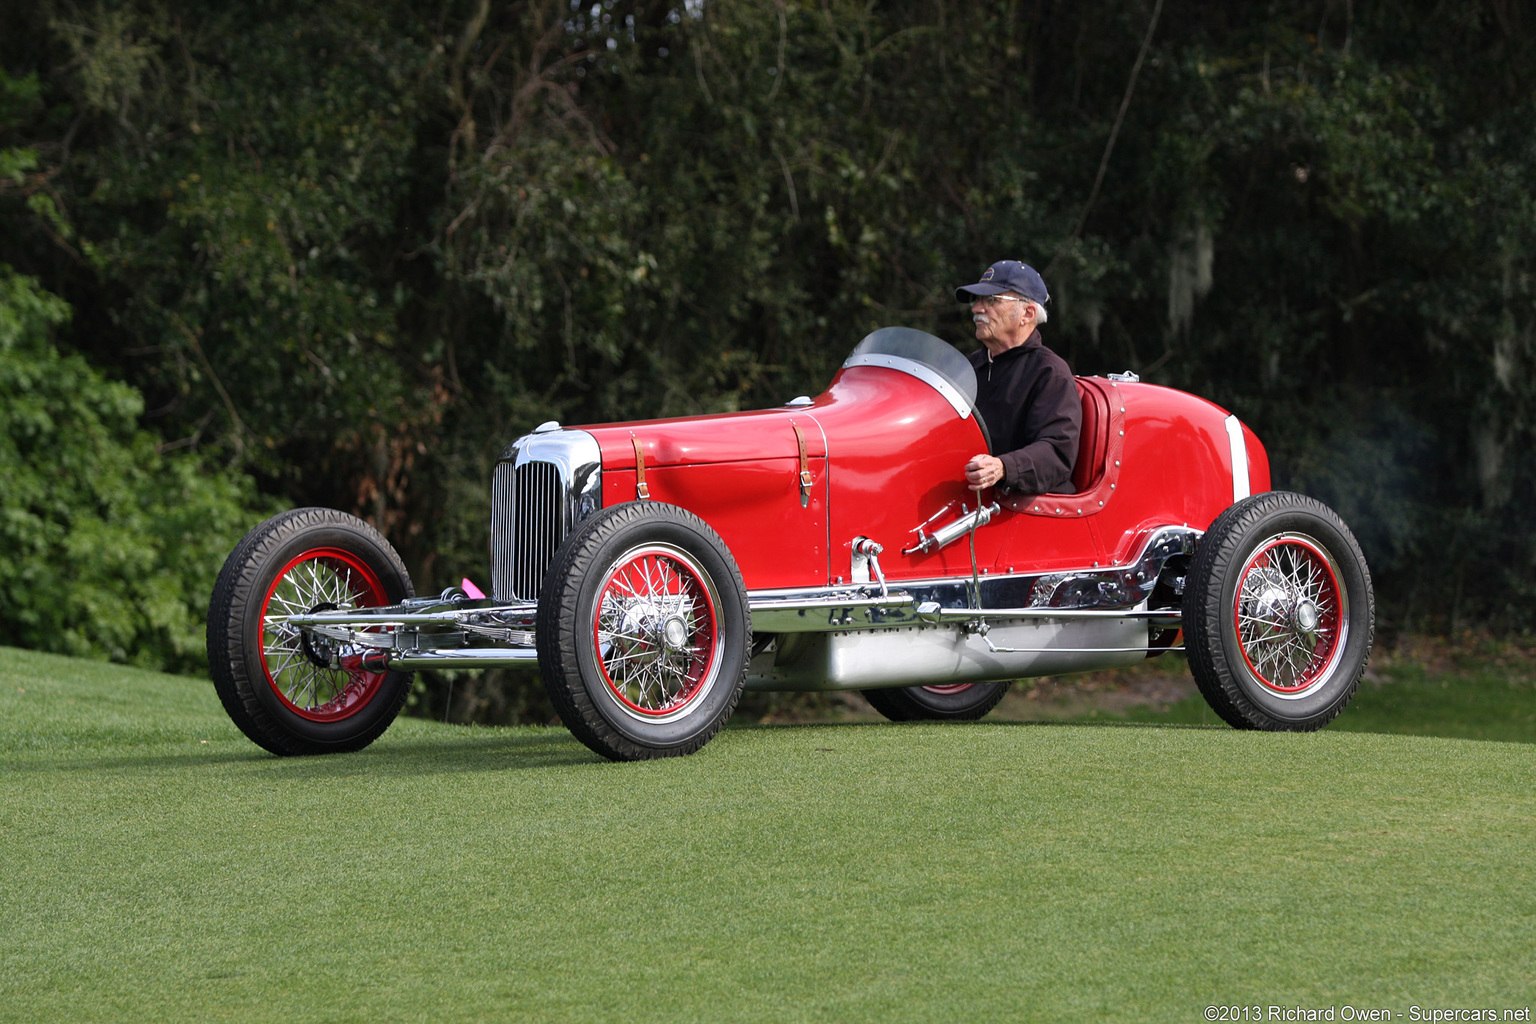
[3,645,1534,1023]
[1068,645,1536,743]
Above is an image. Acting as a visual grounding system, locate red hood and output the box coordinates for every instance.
[582,406,827,470]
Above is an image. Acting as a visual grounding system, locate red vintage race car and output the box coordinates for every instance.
[207,328,1374,760]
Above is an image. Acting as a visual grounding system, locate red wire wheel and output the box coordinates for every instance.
[1184,491,1374,731]
[1232,534,1348,698]
[259,547,390,722]
[591,543,723,722]
[537,502,750,761]
[921,682,975,695]
[208,507,416,756]
[862,678,1011,722]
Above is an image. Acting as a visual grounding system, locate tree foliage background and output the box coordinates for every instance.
[2,0,1532,720]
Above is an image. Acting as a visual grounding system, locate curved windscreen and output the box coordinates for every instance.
[844,327,978,409]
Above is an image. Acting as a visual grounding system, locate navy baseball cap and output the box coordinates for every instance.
[955,260,1050,304]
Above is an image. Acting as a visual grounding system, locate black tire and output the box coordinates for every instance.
[206,508,415,755]
[1184,491,1374,731]
[537,502,750,761]
[861,681,1012,722]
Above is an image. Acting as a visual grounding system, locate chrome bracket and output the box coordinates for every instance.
[902,501,1002,556]
[850,537,888,599]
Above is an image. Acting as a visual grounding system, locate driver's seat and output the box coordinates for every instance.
[1069,377,1111,494]
[1005,376,1122,518]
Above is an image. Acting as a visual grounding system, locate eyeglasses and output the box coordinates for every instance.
[969,294,1026,308]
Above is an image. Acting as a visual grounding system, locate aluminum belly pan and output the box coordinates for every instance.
[746,618,1148,692]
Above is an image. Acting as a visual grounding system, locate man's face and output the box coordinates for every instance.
[971,292,1032,351]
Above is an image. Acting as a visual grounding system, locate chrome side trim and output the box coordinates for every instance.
[1225,415,1251,502]
[843,353,974,419]
[749,592,916,632]
[748,592,1184,632]
[749,525,1199,633]
[919,607,1182,628]
[278,529,1196,682]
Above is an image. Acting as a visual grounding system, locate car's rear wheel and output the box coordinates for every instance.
[861,680,1012,722]
[207,508,415,755]
[537,503,750,761]
[1184,491,1373,730]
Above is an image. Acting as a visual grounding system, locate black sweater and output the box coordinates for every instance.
[968,330,1081,495]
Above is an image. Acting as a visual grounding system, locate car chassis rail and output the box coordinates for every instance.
[265,526,1197,670]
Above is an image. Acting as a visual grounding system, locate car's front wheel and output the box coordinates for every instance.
[861,681,1012,722]
[537,502,750,761]
[1184,491,1374,730]
[206,508,415,755]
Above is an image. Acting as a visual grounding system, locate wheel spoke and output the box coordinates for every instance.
[1233,534,1346,694]
[268,590,309,615]
[601,647,658,667]
[259,549,388,719]
[265,651,305,684]
[593,546,720,716]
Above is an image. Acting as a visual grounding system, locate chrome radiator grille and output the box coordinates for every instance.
[489,430,602,602]
[491,460,564,601]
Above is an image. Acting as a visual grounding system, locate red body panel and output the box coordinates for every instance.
[807,366,1100,581]
[1096,383,1246,565]
[587,411,829,589]
[577,365,1266,591]
[589,408,827,469]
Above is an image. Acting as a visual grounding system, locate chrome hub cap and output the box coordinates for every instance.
[662,615,690,652]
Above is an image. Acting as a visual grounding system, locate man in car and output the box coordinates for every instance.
[955,260,1081,496]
